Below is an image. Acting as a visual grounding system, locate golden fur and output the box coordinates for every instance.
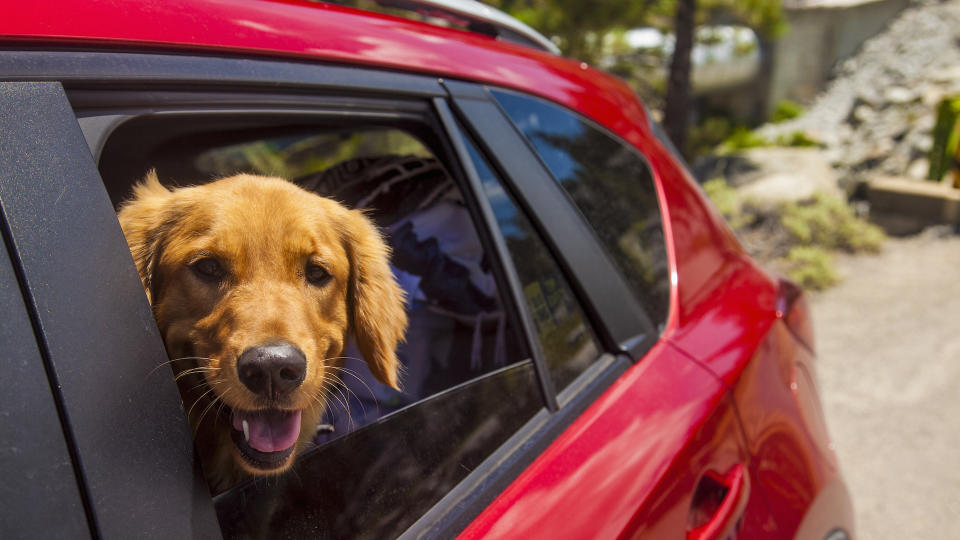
[118,171,407,491]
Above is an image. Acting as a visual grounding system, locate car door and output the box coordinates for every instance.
[444,84,780,538]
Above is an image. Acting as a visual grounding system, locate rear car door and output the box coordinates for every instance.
[445,83,779,538]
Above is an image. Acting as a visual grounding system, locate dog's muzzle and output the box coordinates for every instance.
[230,341,307,470]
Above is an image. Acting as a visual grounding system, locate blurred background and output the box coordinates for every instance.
[486,1,960,537]
[345,0,960,536]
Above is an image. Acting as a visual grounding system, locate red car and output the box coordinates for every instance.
[0,1,852,538]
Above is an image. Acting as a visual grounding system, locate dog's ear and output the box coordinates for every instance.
[341,209,407,390]
[117,170,175,304]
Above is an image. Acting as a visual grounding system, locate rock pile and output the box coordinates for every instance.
[759,0,960,185]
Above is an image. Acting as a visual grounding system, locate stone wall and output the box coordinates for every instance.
[767,0,910,112]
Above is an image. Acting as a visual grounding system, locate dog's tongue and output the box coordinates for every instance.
[232,409,302,453]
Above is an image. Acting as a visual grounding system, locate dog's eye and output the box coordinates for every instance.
[305,263,331,286]
[192,257,226,281]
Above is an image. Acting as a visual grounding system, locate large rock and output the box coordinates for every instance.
[758,1,960,182]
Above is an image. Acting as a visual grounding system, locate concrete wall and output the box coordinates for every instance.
[767,0,910,112]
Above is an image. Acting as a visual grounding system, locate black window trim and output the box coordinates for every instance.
[0,185,90,538]
[442,80,658,360]
[0,80,222,539]
[0,49,447,97]
[431,96,559,413]
[488,86,673,333]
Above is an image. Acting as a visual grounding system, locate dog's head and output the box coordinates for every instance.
[119,172,407,488]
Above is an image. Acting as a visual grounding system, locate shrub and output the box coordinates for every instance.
[703,177,753,229]
[718,126,769,153]
[703,180,885,291]
[784,246,838,291]
[781,194,885,253]
[774,131,819,148]
[772,99,804,123]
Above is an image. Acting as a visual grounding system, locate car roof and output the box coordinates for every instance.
[1,0,652,145]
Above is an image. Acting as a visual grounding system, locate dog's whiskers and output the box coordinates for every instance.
[323,364,382,410]
[323,372,378,432]
[214,388,233,427]
[319,379,353,430]
[195,387,228,432]
[145,356,217,378]
[174,366,220,382]
[186,386,218,424]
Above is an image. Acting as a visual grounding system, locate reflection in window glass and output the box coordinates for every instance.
[491,90,670,328]
[459,130,601,392]
[194,129,431,179]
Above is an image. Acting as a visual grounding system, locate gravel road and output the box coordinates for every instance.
[810,229,960,538]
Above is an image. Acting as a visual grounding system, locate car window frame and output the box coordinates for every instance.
[0,79,222,539]
[0,174,90,538]
[443,80,659,361]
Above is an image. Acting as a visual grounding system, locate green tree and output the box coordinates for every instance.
[485,0,658,63]
[663,0,696,155]
[487,0,785,153]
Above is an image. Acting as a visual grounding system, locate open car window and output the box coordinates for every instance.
[92,109,545,537]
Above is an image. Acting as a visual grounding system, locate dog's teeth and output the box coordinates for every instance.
[242,419,250,443]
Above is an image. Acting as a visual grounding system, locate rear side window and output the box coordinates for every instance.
[491,90,670,328]
[457,127,602,393]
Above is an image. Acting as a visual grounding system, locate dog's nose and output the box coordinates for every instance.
[237,342,307,398]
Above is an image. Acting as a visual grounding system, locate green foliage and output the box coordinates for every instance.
[784,246,838,291]
[485,0,656,63]
[703,177,753,229]
[702,180,886,291]
[687,116,734,158]
[928,95,960,182]
[195,130,430,180]
[718,126,769,153]
[485,0,786,63]
[716,128,819,155]
[775,131,819,148]
[772,99,804,123]
[699,0,786,38]
[781,195,885,253]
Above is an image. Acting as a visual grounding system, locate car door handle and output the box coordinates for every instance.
[687,463,750,540]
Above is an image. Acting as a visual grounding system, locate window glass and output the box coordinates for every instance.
[491,90,671,327]
[194,129,431,179]
[458,127,601,392]
[216,361,541,539]
[99,118,542,536]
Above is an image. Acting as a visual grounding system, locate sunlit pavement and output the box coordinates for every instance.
[811,229,960,538]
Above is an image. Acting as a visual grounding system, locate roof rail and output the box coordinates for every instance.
[334,0,561,55]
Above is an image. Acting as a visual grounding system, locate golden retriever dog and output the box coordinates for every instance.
[118,171,407,492]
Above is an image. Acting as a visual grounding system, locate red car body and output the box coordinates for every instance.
[2,1,853,538]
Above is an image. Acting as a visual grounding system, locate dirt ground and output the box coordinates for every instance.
[809,228,960,538]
